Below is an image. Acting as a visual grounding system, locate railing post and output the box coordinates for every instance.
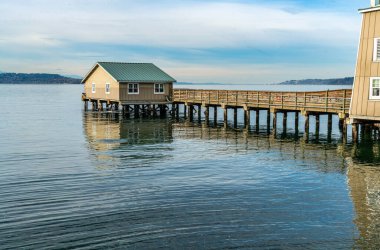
[303,92,307,108]
[281,93,284,109]
[217,90,219,103]
[269,92,271,108]
[208,91,211,104]
[257,92,260,107]
[343,89,347,113]
[325,90,329,112]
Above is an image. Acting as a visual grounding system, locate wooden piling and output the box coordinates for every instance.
[244,108,251,128]
[204,106,210,125]
[304,113,310,139]
[283,112,287,134]
[342,118,347,142]
[295,111,299,134]
[84,100,88,111]
[188,105,194,122]
[198,104,202,122]
[273,111,277,135]
[224,107,228,126]
[352,123,359,143]
[214,106,218,124]
[315,114,320,140]
[256,110,260,132]
[176,104,180,120]
[233,107,238,128]
[183,104,187,119]
[267,110,271,134]
[134,105,140,118]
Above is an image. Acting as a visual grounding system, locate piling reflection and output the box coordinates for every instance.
[347,157,380,249]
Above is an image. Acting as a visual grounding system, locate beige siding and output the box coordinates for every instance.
[119,83,173,103]
[83,65,119,101]
[350,10,380,120]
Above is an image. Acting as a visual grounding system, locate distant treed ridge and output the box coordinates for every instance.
[0,73,81,84]
[277,77,354,85]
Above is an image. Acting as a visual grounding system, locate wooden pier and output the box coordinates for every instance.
[171,88,353,141]
[83,88,358,141]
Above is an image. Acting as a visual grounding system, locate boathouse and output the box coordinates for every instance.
[350,0,380,122]
[82,62,176,111]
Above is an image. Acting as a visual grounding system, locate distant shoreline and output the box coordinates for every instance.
[0,72,353,85]
[0,73,81,84]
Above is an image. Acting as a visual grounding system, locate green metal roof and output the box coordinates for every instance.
[97,62,176,83]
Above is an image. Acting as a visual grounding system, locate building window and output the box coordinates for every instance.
[105,83,110,94]
[374,38,380,61]
[370,77,380,100]
[154,83,164,94]
[128,83,139,94]
[92,83,96,93]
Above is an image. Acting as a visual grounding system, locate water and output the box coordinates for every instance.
[0,84,379,249]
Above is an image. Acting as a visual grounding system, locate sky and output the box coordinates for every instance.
[0,0,368,84]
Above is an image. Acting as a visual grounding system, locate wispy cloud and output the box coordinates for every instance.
[0,0,363,83]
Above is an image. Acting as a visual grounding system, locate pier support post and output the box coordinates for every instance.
[134,105,140,118]
[256,110,260,133]
[304,112,310,141]
[175,104,180,120]
[283,112,287,135]
[342,119,348,142]
[214,106,218,125]
[295,111,299,134]
[273,111,277,135]
[244,108,250,129]
[125,105,130,118]
[197,104,202,122]
[204,105,210,125]
[327,114,333,141]
[339,118,344,132]
[160,105,167,117]
[267,110,271,134]
[188,105,194,122]
[315,114,320,140]
[183,104,187,119]
[84,100,88,111]
[352,123,359,143]
[97,101,101,111]
[233,107,238,128]
[224,107,228,127]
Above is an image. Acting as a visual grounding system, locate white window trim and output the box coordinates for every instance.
[154,83,165,94]
[373,38,380,62]
[92,83,96,93]
[128,83,139,95]
[369,77,380,100]
[105,83,110,94]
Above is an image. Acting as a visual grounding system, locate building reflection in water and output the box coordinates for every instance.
[82,112,174,169]
[83,112,380,247]
[347,139,380,249]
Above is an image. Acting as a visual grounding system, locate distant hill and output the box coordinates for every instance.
[0,73,82,84]
[277,77,354,85]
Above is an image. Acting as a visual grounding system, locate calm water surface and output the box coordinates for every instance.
[0,84,380,249]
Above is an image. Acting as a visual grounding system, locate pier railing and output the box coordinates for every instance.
[173,89,352,114]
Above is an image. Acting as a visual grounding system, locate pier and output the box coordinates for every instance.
[172,88,352,140]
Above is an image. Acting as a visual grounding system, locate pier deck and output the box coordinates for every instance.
[173,89,352,115]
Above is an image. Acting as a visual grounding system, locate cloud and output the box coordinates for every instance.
[0,1,360,49]
[0,0,362,83]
